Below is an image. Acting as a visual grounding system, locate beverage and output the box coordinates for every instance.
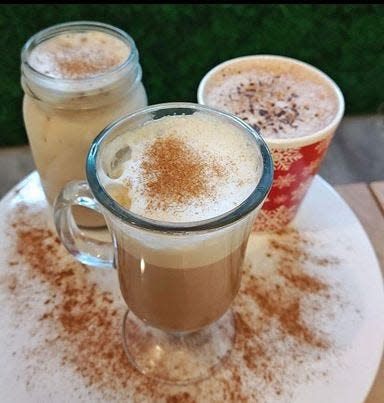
[21,22,147,226]
[27,30,129,79]
[117,242,247,332]
[201,57,339,139]
[198,55,344,230]
[100,113,261,331]
[54,103,273,382]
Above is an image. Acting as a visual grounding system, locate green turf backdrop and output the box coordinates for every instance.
[0,4,383,146]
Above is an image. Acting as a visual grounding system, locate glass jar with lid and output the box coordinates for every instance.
[21,21,147,226]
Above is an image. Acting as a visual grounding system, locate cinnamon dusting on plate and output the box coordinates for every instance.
[3,201,352,401]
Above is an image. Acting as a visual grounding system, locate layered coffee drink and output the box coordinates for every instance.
[99,112,262,332]
[201,57,339,139]
[21,23,147,225]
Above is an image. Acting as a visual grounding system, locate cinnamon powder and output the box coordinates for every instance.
[244,228,330,349]
[246,283,328,349]
[141,136,223,211]
[55,56,121,79]
[7,204,147,398]
[234,227,339,398]
[5,202,345,401]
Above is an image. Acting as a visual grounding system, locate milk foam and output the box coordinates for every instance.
[28,31,130,79]
[204,59,339,139]
[100,113,262,223]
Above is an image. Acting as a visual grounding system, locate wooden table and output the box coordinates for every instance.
[336,181,384,403]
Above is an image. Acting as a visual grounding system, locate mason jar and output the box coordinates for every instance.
[21,21,147,226]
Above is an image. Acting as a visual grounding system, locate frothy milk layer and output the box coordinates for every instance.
[100,113,262,223]
[28,31,130,79]
[204,59,339,139]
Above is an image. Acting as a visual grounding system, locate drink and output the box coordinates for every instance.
[101,113,261,331]
[201,57,339,139]
[117,242,247,332]
[54,103,273,382]
[27,30,129,79]
[21,22,147,226]
[198,56,344,230]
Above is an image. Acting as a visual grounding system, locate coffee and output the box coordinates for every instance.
[202,58,339,139]
[100,112,262,331]
[101,113,261,221]
[22,23,147,226]
[198,56,344,231]
[117,242,247,332]
[54,103,272,381]
[28,30,129,79]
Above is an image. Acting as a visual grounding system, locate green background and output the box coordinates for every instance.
[0,4,383,146]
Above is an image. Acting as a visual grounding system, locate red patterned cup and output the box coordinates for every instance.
[197,55,344,231]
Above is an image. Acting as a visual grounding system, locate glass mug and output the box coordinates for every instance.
[54,103,273,384]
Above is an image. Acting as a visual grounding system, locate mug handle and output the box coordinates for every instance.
[54,181,114,268]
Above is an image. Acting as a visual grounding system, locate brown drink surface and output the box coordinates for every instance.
[203,58,339,139]
[117,242,247,332]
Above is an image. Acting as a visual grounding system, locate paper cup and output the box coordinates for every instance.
[198,55,345,231]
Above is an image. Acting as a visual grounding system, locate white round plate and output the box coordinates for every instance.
[0,172,383,402]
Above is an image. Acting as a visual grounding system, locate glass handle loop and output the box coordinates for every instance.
[54,180,114,268]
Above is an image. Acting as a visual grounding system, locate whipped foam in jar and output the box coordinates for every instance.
[100,112,262,223]
[28,30,130,80]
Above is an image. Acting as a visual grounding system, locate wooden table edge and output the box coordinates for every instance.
[335,182,384,403]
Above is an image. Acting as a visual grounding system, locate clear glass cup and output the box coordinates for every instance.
[21,21,148,227]
[53,103,273,384]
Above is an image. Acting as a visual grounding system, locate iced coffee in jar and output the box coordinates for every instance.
[21,21,147,225]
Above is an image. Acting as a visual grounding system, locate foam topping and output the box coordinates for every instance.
[28,31,130,79]
[204,61,338,139]
[100,113,262,222]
